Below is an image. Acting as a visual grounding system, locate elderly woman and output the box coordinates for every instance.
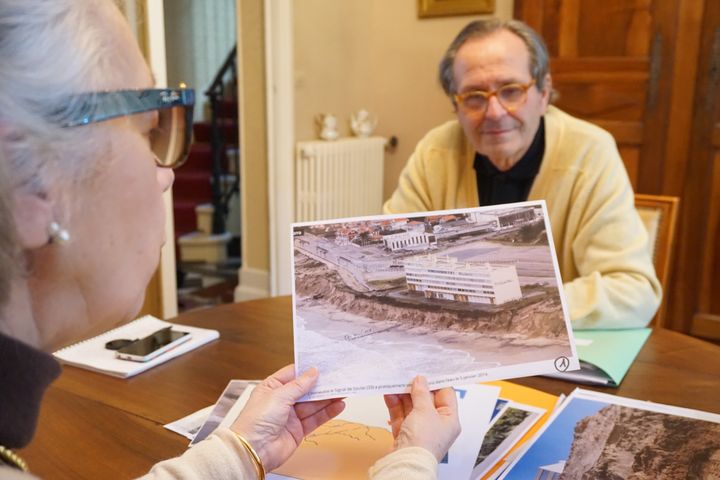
[0,1,460,478]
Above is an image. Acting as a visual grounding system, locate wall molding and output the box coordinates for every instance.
[234,267,270,301]
[147,0,178,319]
[264,0,295,296]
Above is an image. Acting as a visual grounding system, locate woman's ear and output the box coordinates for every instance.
[11,191,54,249]
[2,122,54,249]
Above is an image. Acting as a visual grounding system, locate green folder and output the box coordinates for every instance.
[548,328,652,387]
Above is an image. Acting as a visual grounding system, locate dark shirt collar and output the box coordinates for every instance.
[0,331,61,448]
[473,118,545,206]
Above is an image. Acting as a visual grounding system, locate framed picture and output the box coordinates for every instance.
[418,0,495,18]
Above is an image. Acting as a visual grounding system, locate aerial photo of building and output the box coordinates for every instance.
[467,206,537,230]
[403,254,523,305]
[382,229,437,252]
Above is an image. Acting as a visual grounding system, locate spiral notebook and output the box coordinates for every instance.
[53,315,219,378]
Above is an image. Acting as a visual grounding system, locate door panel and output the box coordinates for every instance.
[515,0,655,187]
[516,0,720,335]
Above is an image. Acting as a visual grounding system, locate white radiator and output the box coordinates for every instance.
[295,136,385,222]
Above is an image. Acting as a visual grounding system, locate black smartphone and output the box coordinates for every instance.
[115,327,192,362]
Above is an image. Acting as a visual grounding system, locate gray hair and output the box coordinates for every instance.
[0,0,126,288]
[0,0,124,190]
[438,18,551,99]
[0,155,17,306]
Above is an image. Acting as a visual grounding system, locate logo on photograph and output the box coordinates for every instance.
[554,356,570,372]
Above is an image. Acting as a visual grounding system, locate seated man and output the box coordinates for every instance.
[384,18,661,329]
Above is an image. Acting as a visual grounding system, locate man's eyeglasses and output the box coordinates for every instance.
[454,80,536,115]
[63,88,195,169]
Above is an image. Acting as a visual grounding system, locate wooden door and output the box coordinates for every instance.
[515,0,667,188]
[516,0,720,335]
[685,0,720,339]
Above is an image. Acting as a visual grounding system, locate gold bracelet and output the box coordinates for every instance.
[233,433,266,480]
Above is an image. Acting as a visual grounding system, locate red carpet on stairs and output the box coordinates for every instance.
[172,99,239,256]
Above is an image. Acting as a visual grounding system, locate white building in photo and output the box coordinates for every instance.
[390,219,408,230]
[403,255,522,305]
[467,206,537,229]
[382,230,437,252]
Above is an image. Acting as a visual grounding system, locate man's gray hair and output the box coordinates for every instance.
[438,18,551,98]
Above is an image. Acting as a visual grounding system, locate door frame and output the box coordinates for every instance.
[146,0,178,318]
[264,0,295,296]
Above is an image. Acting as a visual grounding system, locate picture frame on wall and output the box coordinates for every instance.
[417,0,495,18]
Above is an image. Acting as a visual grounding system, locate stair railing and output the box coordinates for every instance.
[205,44,238,235]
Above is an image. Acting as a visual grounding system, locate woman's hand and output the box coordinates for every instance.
[230,365,345,471]
[383,375,461,461]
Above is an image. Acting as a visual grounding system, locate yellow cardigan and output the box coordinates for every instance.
[384,106,661,329]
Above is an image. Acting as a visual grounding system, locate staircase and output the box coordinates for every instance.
[173,99,239,241]
[172,46,240,311]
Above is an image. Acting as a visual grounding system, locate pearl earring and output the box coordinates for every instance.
[47,221,71,245]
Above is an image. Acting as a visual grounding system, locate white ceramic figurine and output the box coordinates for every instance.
[350,109,377,137]
[315,113,340,141]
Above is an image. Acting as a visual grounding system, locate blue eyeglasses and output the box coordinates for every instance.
[63,88,195,169]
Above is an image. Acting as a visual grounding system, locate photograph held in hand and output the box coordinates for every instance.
[291,201,579,401]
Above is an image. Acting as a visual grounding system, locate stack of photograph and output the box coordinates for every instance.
[284,202,720,479]
[497,389,720,480]
[165,201,720,480]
